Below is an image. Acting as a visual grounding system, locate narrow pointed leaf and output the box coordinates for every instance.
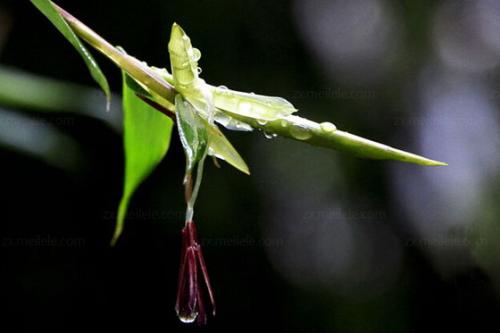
[168,23,200,88]
[205,123,250,175]
[175,95,208,173]
[220,111,447,166]
[212,87,297,121]
[112,72,174,245]
[31,0,110,108]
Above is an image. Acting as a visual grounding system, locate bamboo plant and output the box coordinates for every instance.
[30,0,446,325]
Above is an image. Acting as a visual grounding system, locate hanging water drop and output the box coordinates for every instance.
[197,67,203,74]
[290,125,312,140]
[178,313,198,324]
[257,119,268,126]
[264,132,277,139]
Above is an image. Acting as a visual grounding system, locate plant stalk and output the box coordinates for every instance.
[52,2,176,111]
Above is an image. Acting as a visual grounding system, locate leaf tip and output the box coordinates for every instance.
[110,221,123,247]
[428,160,448,167]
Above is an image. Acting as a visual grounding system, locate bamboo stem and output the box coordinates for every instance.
[52,2,176,111]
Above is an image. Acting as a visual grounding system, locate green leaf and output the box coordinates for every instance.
[168,23,200,88]
[31,0,111,108]
[123,69,152,98]
[212,87,297,121]
[220,111,447,166]
[206,124,250,175]
[112,72,174,245]
[175,94,208,173]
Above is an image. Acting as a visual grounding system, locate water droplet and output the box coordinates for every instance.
[178,313,198,323]
[264,132,277,139]
[320,122,337,133]
[197,67,203,74]
[290,125,312,140]
[257,119,268,125]
[192,48,201,61]
[280,120,288,127]
[249,92,255,95]
[215,85,227,94]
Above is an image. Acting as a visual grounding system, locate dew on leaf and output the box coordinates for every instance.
[290,125,312,140]
[319,122,337,133]
[192,48,201,61]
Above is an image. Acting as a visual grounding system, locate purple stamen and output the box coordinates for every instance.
[175,220,215,325]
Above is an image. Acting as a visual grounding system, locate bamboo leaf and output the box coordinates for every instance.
[31,0,111,109]
[206,124,250,175]
[212,87,297,121]
[112,72,174,245]
[168,23,200,88]
[219,111,447,166]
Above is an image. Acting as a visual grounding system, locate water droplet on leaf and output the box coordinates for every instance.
[320,122,337,133]
[216,86,229,96]
[290,125,312,140]
[192,48,201,61]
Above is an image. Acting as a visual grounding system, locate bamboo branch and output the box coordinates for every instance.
[50,2,447,166]
[52,2,176,111]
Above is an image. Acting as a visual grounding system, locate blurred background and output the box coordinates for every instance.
[1,0,500,331]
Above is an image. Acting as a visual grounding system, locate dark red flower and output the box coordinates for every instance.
[175,220,216,325]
